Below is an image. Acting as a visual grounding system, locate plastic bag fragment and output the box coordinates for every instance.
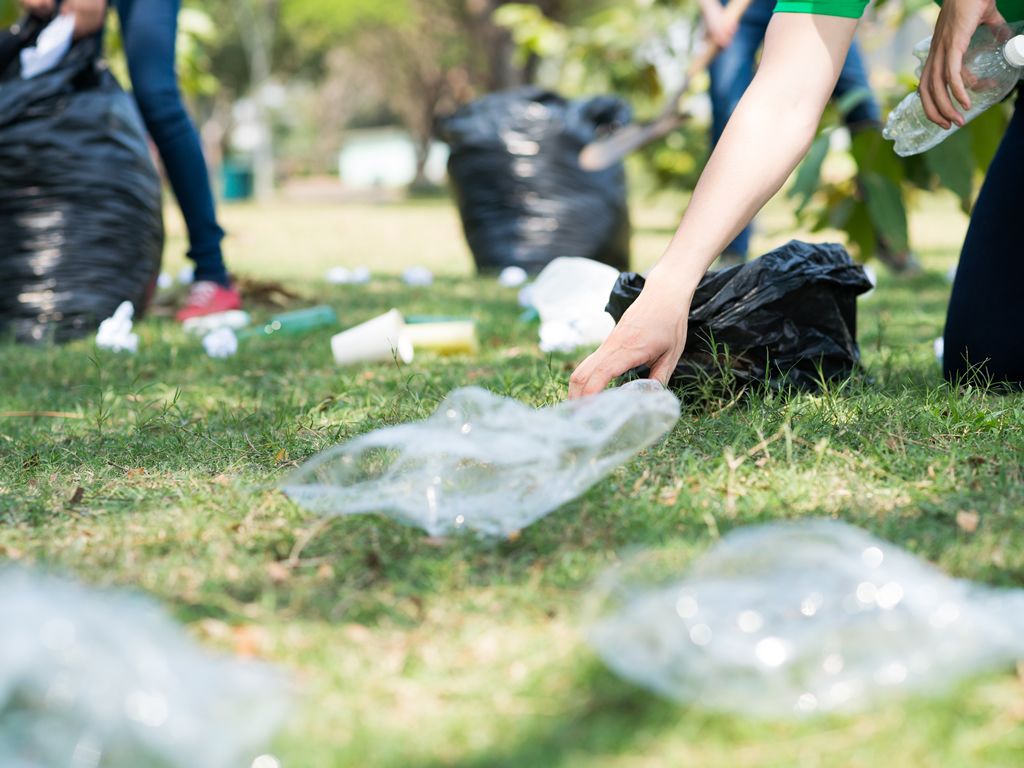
[606,241,873,391]
[438,87,631,275]
[0,568,288,768]
[282,380,680,537]
[588,519,1024,718]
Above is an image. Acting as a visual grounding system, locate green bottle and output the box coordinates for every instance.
[238,305,338,340]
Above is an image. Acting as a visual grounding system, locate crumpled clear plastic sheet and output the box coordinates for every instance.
[282,380,681,538]
[0,569,289,768]
[588,519,1024,718]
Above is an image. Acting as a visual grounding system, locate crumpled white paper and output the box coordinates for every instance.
[531,258,619,353]
[202,327,239,359]
[498,266,529,288]
[95,301,139,354]
[403,266,434,287]
[19,13,74,80]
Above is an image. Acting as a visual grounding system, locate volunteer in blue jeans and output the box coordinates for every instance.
[699,0,882,265]
[19,0,241,321]
[570,0,1024,395]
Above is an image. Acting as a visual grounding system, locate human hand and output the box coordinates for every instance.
[569,271,690,399]
[18,0,56,18]
[919,0,1007,129]
[63,0,108,38]
[702,2,739,49]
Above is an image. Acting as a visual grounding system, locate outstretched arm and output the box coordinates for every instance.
[569,12,858,399]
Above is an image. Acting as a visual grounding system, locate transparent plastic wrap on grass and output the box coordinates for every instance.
[587,520,1024,718]
[282,380,680,537]
[0,569,289,768]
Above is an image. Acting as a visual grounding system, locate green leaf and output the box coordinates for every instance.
[924,128,974,212]
[843,199,877,262]
[835,87,873,120]
[851,129,904,185]
[860,171,909,254]
[788,132,830,213]
[968,104,1010,172]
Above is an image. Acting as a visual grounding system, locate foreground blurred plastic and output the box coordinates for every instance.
[282,380,680,537]
[884,28,1024,156]
[531,257,621,353]
[438,87,631,274]
[0,568,288,768]
[607,241,873,392]
[588,519,1024,717]
[0,29,163,344]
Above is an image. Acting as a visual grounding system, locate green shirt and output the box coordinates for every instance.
[774,0,1024,22]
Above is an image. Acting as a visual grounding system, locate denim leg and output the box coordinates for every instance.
[707,7,769,258]
[118,0,228,285]
[943,95,1024,387]
[832,40,882,128]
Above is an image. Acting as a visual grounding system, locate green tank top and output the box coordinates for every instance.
[774,0,1024,22]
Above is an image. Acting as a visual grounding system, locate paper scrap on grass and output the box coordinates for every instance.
[95,301,139,353]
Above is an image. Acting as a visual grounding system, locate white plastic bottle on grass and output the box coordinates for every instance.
[883,29,1024,157]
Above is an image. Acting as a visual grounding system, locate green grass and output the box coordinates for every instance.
[1,197,1023,768]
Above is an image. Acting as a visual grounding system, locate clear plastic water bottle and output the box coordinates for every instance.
[883,28,1024,157]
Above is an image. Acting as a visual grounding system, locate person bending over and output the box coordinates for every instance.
[20,0,241,321]
[571,0,1023,395]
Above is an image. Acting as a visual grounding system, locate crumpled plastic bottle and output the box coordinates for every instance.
[587,519,1024,718]
[0,568,288,768]
[883,27,1024,156]
[282,380,681,538]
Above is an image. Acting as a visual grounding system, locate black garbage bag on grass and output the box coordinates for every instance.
[438,87,631,275]
[0,28,163,344]
[607,241,875,392]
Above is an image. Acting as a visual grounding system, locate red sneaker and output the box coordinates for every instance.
[175,281,243,322]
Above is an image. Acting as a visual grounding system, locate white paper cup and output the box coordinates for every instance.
[402,321,479,356]
[331,309,414,366]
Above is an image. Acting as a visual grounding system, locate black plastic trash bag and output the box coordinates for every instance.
[0,27,163,344]
[438,87,631,275]
[606,241,874,392]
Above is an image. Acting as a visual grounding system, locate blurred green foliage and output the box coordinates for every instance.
[497,0,1011,260]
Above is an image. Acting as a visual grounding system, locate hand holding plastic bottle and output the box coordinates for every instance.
[919,0,1008,128]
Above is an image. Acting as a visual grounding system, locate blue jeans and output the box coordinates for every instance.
[708,0,881,258]
[116,0,228,285]
[943,91,1023,387]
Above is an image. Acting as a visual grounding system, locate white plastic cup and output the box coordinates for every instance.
[331,309,414,366]
[403,321,479,356]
